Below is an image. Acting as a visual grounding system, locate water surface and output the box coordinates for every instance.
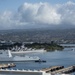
[0,47,75,75]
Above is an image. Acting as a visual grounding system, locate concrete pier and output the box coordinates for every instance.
[0,63,16,69]
[41,66,64,73]
[0,69,50,75]
[0,65,75,75]
[51,65,75,74]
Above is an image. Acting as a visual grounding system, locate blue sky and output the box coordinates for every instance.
[0,0,74,12]
[0,0,75,29]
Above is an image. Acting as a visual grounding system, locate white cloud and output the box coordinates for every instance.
[0,1,75,29]
[18,2,61,25]
[57,1,75,25]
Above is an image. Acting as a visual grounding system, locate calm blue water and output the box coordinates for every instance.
[0,47,75,75]
[14,49,75,70]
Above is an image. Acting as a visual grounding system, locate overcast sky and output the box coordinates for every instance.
[0,0,75,30]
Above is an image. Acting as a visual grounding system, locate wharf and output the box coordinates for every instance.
[41,66,64,73]
[51,65,75,74]
[0,63,16,69]
[0,69,48,75]
[0,65,75,75]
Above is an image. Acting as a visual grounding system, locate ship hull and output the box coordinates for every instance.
[0,50,40,62]
[0,57,40,62]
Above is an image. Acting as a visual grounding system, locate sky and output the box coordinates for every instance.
[0,0,75,30]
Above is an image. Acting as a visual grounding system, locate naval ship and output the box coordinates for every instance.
[0,50,40,62]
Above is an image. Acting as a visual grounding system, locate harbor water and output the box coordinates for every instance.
[0,45,75,75]
[14,48,75,70]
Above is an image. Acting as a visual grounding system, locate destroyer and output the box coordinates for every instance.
[0,50,40,62]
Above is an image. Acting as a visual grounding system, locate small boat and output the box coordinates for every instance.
[71,48,75,51]
[35,60,46,63]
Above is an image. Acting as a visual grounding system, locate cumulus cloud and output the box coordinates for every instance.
[18,2,61,25]
[57,1,75,25]
[0,11,12,29]
[0,1,75,29]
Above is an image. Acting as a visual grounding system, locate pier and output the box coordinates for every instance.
[0,69,49,75]
[51,65,75,74]
[0,65,75,75]
[41,66,64,73]
[0,63,16,69]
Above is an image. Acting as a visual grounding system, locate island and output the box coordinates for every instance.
[0,41,64,51]
[25,42,64,51]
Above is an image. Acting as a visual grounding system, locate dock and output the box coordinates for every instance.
[41,65,75,74]
[0,65,75,75]
[0,63,16,69]
[0,69,48,75]
[41,66,64,73]
[51,65,75,74]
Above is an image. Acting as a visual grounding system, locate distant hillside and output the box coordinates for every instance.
[0,28,75,43]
